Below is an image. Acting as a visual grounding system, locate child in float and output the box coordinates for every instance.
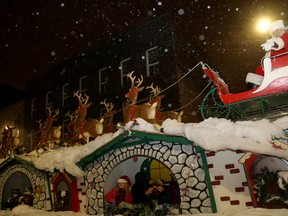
[19,186,34,206]
[105,175,133,213]
[5,189,21,210]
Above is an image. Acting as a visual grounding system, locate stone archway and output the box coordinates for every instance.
[84,140,213,215]
[0,162,48,210]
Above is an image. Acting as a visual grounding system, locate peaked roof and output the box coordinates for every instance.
[77,131,199,168]
[0,155,35,170]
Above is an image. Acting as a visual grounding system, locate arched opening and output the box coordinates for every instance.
[51,173,80,212]
[2,171,32,210]
[246,155,288,209]
[103,156,181,215]
[54,180,70,211]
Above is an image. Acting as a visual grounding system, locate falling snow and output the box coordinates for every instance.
[1,116,288,215]
[1,1,287,90]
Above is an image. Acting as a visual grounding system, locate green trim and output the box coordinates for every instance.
[199,148,217,213]
[45,173,54,211]
[0,156,39,171]
[131,131,193,144]
[77,131,194,168]
[77,133,128,167]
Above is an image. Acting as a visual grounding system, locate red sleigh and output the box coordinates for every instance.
[200,52,288,120]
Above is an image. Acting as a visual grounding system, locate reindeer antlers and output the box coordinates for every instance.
[65,111,77,121]
[73,90,89,105]
[127,71,143,90]
[146,83,161,96]
[47,106,59,118]
[100,99,114,113]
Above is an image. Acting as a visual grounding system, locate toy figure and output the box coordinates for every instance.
[19,186,33,206]
[5,189,21,210]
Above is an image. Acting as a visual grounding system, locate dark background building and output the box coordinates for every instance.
[23,14,207,146]
[1,1,288,149]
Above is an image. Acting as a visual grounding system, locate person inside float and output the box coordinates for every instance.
[19,185,34,206]
[104,175,133,215]
[4,189,21,210]
[130,171,154,214]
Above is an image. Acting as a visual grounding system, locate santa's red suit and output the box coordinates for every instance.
[256,20,288,76]
[266,30,288,57]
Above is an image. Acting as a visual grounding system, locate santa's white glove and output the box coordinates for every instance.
[261,41,274,51]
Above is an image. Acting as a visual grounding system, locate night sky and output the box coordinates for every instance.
[0,0,287,93]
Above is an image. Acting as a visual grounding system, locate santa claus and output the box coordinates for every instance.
[261,20,288,57]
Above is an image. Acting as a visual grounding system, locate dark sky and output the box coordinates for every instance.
[1,0,287,92]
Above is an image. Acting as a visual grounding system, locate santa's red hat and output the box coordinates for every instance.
[117,175,131,185]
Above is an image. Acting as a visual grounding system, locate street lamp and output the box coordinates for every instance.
[257,19,270,32]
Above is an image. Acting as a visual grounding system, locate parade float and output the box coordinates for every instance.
[0,56,287,215]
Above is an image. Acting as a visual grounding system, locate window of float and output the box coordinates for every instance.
[150,159,171,182]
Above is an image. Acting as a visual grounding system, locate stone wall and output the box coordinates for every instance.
[0,160,50,210]
[83,140,213,215]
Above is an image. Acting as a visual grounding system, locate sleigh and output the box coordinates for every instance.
[200,52,288,120]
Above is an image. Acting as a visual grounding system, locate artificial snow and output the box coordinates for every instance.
[16,116,288,179]
[5,116,288,215]
[20,131,123,178]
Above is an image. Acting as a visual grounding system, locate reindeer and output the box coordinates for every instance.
[66,91,104,145]
[123,72,160,130]
[146,83,183,125]
[32,106,62,155]
[0,122,21,157]
[63,111,78,146]
[100,99,117,133]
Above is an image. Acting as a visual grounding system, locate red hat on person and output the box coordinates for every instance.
[117,175,131,185]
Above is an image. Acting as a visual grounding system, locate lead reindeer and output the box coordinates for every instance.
[146,83,183,125]
[32,106,62,155]
[123,72,160,129]
[67,91,104,145]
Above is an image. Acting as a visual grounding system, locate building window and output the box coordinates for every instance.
[31,130,36,148]
[146,46,159,77]
[99,108,106,118]
[62,83,69,108]
[31,98,37,120]
[79,76,88,93]
[46,91,53,109]
[120,58,131,86]
[62,119,70,141]
[99,67,108,94]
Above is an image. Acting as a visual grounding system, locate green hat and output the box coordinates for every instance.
[12,189,20,194]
